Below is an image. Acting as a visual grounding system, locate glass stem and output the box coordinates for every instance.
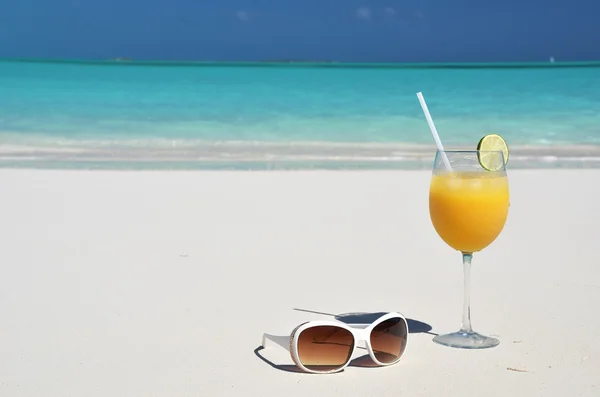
[460,252,473,333]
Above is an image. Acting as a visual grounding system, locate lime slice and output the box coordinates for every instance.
[477,134,509,171]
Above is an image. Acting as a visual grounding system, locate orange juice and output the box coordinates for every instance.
[429,171,509,253]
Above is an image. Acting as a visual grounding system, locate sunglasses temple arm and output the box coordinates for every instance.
[262,333,290,351]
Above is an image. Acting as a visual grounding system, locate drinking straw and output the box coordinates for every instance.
[416,92,452,171]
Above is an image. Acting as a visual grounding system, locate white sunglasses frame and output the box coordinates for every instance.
[261,311,409,374]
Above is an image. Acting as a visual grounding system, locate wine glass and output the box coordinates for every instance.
[429,150,510,349]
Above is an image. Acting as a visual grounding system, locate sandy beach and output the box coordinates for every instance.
[0,168,598,396]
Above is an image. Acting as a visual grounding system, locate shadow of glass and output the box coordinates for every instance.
[336,312,436,335]
[294,309,437,335]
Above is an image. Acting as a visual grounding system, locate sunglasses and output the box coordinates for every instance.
[261,312,408,374]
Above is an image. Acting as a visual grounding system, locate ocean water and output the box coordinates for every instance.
[1,59,600,170]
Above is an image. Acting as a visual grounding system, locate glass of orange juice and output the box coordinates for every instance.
[429,150,509,349]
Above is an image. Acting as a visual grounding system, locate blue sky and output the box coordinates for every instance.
[0,0,598,62]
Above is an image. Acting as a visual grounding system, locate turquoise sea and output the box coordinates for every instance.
[1,59,600,170]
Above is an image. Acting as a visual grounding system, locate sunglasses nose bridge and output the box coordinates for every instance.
[354,328,371,345]
[355,339,368,350]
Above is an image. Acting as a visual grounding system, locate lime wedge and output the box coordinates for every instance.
[477,134,509,171]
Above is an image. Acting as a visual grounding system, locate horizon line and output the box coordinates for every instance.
[2,57,600,69]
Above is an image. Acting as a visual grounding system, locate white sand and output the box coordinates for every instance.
[0,169,598,396]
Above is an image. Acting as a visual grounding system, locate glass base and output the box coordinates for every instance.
[433,330,499,349]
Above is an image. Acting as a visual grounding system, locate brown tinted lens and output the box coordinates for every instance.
[370,317,407,364]
[296,326,354,372]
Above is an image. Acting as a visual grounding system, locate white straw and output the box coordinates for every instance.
[416,92,452,171]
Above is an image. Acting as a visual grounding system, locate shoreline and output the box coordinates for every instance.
[2,140,600,170]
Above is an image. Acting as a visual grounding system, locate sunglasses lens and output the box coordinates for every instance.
[297,326,354,372]
[370,317,408,364]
